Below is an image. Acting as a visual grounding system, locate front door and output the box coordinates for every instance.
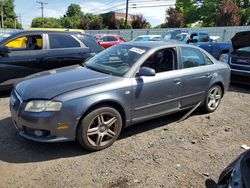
[0,34,47,87]
[131,48,182,123]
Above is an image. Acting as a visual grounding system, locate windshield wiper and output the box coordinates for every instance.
[85,65,110,75]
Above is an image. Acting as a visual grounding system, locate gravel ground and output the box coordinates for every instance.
[0,84,249,188]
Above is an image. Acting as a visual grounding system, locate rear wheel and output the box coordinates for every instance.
[203,85,222,113]
[77,107,122,151]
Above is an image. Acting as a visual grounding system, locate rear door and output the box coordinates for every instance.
[0,33,48,87]
[46,33,90,69]
[179,46,215,107]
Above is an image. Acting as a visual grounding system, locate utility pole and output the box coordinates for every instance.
[36,1,47,28]
[0,0,5,29]
[125,0,129,29]
[19,13,22,27]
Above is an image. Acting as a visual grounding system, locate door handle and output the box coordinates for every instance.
[174,79,181,85]
[205,73,211,77]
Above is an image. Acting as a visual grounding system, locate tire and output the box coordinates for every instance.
[202,85,223,113]
[77,106,122,151]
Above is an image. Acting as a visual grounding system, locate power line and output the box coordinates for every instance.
[131,3,175,8]
[94,0,173,14]
[36,1,48,28]
[95,2,126,14]
[88,0,120,13]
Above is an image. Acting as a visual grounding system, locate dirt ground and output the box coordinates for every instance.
[0,84,249,188]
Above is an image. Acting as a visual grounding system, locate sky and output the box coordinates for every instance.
[14,0,175,28]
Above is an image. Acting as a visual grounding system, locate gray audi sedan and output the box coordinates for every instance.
[10,41,230,151]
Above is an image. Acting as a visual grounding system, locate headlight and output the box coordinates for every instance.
[25,100,62,112]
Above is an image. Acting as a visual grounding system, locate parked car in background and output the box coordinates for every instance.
[163,29,232,60]
[218,149,250,188]
[132,35,162,41]
[0,30,103,90]
[220,31,250,85]
[96,34,125,48]
[10,41,230,151]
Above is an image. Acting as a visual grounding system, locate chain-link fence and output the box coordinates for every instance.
[85,26,250,42]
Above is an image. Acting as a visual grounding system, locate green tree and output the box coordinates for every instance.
[166,7,184,28]
[31,17,62,28]
[0,0,21,29]
[61,4,83,28]
[131,14,150,29]
[79,13,103,30]
[175,0,199,26]
[198,0,221,26]
[237,0,250,25]
[65,3,83,18]
[215,0,241,26]
[118,18,131,29]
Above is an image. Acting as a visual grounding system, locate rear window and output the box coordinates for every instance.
[49,34,80,49]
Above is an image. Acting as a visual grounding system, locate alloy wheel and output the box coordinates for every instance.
[87,112,119,147]
[207,86,222,111]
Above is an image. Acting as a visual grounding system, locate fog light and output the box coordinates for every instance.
[34,130,43,136]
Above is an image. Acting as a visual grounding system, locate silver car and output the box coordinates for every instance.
[10,41,231,151]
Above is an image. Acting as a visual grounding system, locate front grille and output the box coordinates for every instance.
[231,57,250,66]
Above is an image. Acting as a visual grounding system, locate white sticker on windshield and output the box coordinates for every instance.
[129,47,146,54]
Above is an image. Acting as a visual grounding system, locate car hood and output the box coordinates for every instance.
[15,65,115,100]
[231,31,250,50]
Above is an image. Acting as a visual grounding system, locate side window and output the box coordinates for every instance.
[202,52,214,65]
[199,33,209,42]
[100,36,108,42]
[190,33,198,40]
[49,34,80,49]
[141,48,176,73]
[108,36,118,42]
[181,47,206,68]
[5,36,27,49]
[5,35,43,50]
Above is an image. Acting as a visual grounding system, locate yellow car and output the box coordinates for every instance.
[26,28,85,34]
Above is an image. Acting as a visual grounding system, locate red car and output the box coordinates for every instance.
[96,34,125,48]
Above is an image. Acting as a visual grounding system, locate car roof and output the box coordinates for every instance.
[136,35,161,37]
[124,41,184,48]
[100,34,121,37]
[5,30,84,36]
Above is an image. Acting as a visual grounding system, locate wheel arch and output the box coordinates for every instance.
[211,81,225,97]
[76,100,127,134]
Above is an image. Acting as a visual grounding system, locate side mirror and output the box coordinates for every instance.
[137,66,155,77]
[187,38,198,44]
[219,54,229,63]
[0,46,10,57]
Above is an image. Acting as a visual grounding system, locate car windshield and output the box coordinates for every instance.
[0,33,12,42]
[133,36,150,41]
[163,31,187,41]
[85,44,150,76]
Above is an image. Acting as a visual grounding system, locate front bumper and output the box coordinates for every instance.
[10,90,77,143]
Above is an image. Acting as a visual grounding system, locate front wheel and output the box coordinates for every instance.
[77,107,122,151]
[203,85,222,113]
